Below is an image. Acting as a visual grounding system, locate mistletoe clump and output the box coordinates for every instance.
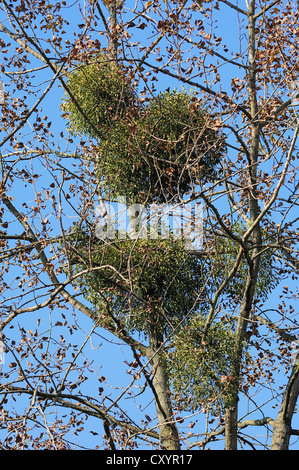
[61,56,136,139]
[166,314,235,413]
[69,234,206,335]
[209,223,278,303]
[98,89,225,204]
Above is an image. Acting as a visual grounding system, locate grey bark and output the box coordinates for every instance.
[147,328,181,450]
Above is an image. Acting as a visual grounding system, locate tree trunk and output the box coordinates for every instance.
[223,0,262,451]
[271,366,299,450]
[148,327,181,450]
[225,407,238,450]
[224,299,249,451]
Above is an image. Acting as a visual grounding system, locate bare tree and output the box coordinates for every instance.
[1,0,299,451]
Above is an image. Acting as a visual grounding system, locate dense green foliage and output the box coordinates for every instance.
[167,314,235,413]
[61,57,135,139]
[97,89,225,204]
[62,58,225,204]
[70,234,207,335]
